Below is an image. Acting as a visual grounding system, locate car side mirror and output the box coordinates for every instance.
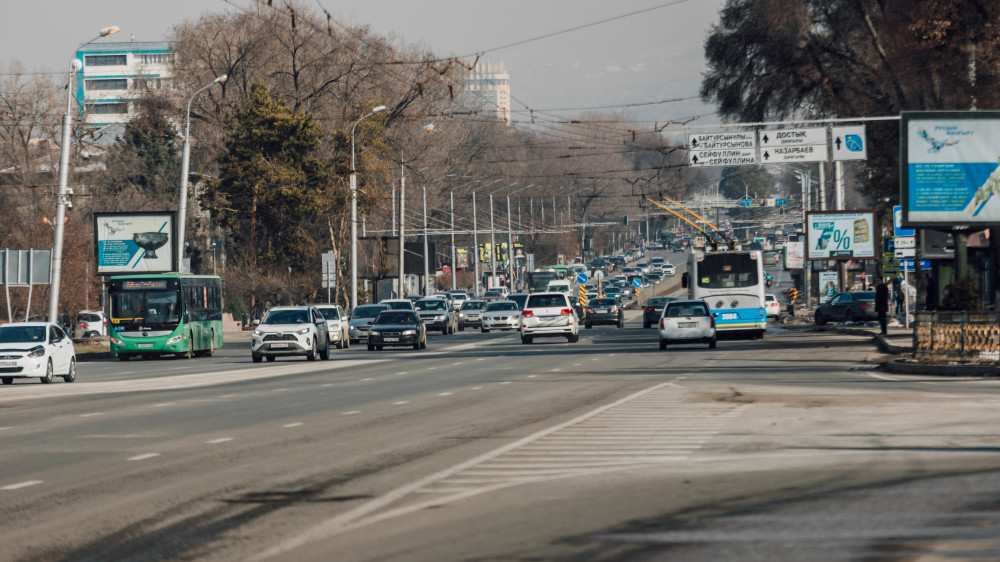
[253,319,261,326]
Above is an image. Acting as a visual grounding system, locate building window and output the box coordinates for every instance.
[85,78,128,91]
[84,54,127,66]
[140,53,174,64]
[134,77,167,90]
[85,102,129,115]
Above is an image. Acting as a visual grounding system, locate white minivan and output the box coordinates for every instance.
[545,280,572,295]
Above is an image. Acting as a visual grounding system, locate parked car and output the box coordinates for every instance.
[764,294,780,319]
[584,297,623,329]
[367,310,426,351]
[480,300,520,332]
[414,298,458,334]
[0,322,76,385]
[643,296,678,329]
[251,306,330,363]
[74,310,108,338]
[814,291,877,324]
[658,300,717,350]
[458,299,487,329]
[315,304,350,348]
[519,292,579,344]
[348,304,388,344]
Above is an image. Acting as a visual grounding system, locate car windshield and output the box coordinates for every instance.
[666,303,710,317]
[0,325,46,343]
[854,292,876,300]
[416,300,447,311]
[486,302,519,312]
[461,301,486,310]
[484,290,502,297]
[526,295,567,308]
[317,307,340,320]
[385,301,412,310]
[262,309,310,325]
[591,298,617,307]
[375,311,417,324]
[647,297,672,307]
[696,253,759,288]
[353,306,386,318]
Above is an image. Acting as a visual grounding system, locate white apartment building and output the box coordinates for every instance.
[75,42,174,127]
[465,61,511,125]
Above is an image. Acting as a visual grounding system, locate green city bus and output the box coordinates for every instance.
[108,273,223,360]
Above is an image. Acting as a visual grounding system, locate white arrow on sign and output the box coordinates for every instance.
[832,125,866,161]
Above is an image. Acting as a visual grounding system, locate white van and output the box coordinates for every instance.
[546,280,572,295]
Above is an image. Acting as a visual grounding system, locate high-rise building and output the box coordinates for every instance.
[75,41,173,127]
[465,61,511,125]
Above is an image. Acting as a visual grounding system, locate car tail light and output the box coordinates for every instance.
[644,307,653,313]
[522,310,534,317]
[560,309,572,315]
[78,323,87,329]
[710,315,716,328]
[860,302,870,309]
[586,308,595,314]
[659,318,665,329]
[611,307,619,313]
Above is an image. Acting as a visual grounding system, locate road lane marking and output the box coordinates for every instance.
[393,401,409,405]
[128,453,160,461]
[361,378,373,382]
[79,413,103,417]
[154,403,174,407]
[527,375,538,378]
[321,384,335,387]
[341,411,360,415]
[206,438,233,444]
[282,423,304,428]
[2,480,43,490]
[869,373,902,382]
[220,394,238,398]
[551,368,561,372]
[274,388,289,392]
[438,392,453,396]
[0,426,11,431]
[500,382,512,385]
[471,387,483,390]
[396,372,408,375]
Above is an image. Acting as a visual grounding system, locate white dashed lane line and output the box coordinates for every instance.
[79,413,103,418]
[438,392,453,396]
[206,438,233,444]
[282,423,304,428]
[2,480,43,491]
[393,401,409,406]
[342,411,360,415]
[128,453,160,461]
[154,403,174,407]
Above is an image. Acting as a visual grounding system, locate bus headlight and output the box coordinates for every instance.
[111,337,124,346]
[165,334,185,346]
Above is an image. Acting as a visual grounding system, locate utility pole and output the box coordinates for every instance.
[450,191,456,290]
[397,158,405,297]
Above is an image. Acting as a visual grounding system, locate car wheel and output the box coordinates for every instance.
[40,360,53,384]
[568,333,579,343]
[86,330,99,338]
[659,338,668,350]
[266,355,276,362]
[709,338,717,349]
[1,377,12,385]
[413,338,421,350]
[521,335,533,345]
[307,338,318,361]
[368,344,376,351]
[617,317,624,329]
[63,358,77,383]
[643,321,650,329]
[252,353,263,363]
[815,311,826,325]
[335,338,344,349]
[117,354,132,362]
[420,335,427,349]
[481,328,489,333]
[846,310,856,323]
[585,322,592,329]
[320,342,330,361]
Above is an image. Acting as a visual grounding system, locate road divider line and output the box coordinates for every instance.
[341,411,360,415]
[206,438,233,444]
[438,392,453,396]
[393,401,409,405]
[282,423,304,428]
[127,453,160,461]
[154,403,174,407]
[79,412,103,417]
[2,480,43,491]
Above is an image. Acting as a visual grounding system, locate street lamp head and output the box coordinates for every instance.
[70,59,83,72]
[423,123,435,132]
[214,74,228,84]
[99,26,120,37]
[373,105,387,113]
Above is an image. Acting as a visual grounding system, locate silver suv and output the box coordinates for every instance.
[314,304,349,349]
[75,310,107,338]
[251,306,330,362]
[519,292,579,344]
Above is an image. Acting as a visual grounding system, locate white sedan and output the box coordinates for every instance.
[765,294,780,318]
[658,300,716,349]
[480,300,521,332]
[0,322,77,384]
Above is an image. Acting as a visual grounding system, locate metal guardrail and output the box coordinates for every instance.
[915,312,1000,362]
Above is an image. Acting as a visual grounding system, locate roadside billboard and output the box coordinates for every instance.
[93,212,177,274]
[805,211,878,261]
[784,240,804,269]
[818,270,840,303]
[901,111,1000,227]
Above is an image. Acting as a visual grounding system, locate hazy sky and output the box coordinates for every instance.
[2,0,726,125]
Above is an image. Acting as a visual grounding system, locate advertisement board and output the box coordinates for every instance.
[818,270,840,303]
[784,240,804,269]
[94,212,177,274]
[805,211,878,260]
[901,111,1000,227]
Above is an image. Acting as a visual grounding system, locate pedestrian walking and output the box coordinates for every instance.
[875,277,889,335]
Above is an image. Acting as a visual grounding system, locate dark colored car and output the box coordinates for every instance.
[584,297,623,329]
[507,292,530,310]
[367,310,426,351]
[643,296,678,329]
[414,298,458,334]
[814,291,877,325]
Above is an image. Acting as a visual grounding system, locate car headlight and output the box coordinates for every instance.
[370,330,380,336]
[253,329,263,336]
[166,334,185,345]
[27,345,45,358]
[458,312,465,318]
[402,329,416,335]
[436,315,446,320]
[297,327,311,335]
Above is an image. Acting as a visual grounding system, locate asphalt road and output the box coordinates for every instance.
[3,258,1000,561]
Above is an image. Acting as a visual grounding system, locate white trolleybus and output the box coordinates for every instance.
[683,249,766,339]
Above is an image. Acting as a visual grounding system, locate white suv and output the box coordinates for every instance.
[75,310,107,338]
[251,306,330,362]
[519,292,579,344]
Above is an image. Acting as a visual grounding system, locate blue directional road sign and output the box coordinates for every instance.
[740,198,752,207]
[899,259,931,272]
[632,278,643,289]
[775,198,788,206]
[893,205,915,237]
[576,273,588,284]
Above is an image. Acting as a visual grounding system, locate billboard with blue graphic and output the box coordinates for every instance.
[93,212,177,274]
[901,111,1000,227]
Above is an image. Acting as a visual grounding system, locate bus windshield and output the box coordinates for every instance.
[111,287,180,330]
[697,253,759,289]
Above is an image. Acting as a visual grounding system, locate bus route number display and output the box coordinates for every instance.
[122,280,169,290]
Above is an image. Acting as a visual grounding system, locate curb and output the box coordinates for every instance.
[883,359,1000,377]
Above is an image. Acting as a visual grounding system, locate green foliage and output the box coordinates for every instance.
[202,81,334,272]
[941,275,980,311]
[110,96,180,197]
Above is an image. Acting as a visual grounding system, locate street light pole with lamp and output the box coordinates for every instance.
[177,74,227,272]
[349,105,387,310]
[49,25,119,324]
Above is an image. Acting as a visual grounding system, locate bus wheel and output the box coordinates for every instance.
[183,334,194,359]
[117,354,131,362]
[207,332,215,357]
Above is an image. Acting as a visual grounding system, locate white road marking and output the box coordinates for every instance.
[592,358,600,361]
[393,401,409,405]
[438,392,453,396]
[452,362,463,366]
[206,438,233,444]
[341,411,360,415]
[527,375,538,378]
[361,378,373,382]
[219,394,238,398]
[396,372,408,375]
[471,386,483,390]
[0,426,11,431]
[79,412,103,418]
[282,423,304,428]
[128,453,160,461]
[869,373,902,382]
[500,382,512,385]
[2,480,43,491]
[154,403,174,407]
[320,384,335,387]
[274,388,289,392]
[551,368,561,372]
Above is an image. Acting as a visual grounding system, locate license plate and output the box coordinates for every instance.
[271,343,288,348]
[679,322,697,328]
[0,361,16,368]
[384,337,399,342]
[596,309,608,313]
[137,343,154,349]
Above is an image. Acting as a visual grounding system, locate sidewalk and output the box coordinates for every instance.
[790,312,1000,377]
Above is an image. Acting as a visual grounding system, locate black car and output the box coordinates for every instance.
[643,296,678,329]
[367,310,426,351]
[584,297,623,329]
[814,291,878,324]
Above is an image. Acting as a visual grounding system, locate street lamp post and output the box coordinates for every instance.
[349,105,387,311]
[49,26,119,324]
[178,74,227,272]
